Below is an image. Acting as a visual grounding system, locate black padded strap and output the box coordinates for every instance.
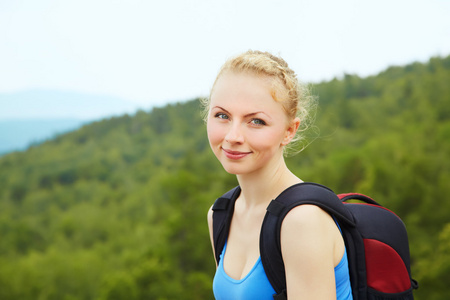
[212,186,240,264]
[272,289,287,300]
[260,182,355,297]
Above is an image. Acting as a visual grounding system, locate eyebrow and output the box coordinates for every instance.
[212,106,271,119]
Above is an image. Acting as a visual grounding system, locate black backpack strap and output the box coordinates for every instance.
[260,182,356,298]
[211,186,241,264]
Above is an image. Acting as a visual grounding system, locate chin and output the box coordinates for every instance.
[220,162,260,176]
[218,161,245,175]
[221,165,242,175]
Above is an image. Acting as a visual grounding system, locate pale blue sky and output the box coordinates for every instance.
[1,0,449,113]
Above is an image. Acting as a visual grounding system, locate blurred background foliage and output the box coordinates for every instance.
[0,55,449,299]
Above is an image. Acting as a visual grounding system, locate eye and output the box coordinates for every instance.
[215,112,229,120]
[250,118,266,126]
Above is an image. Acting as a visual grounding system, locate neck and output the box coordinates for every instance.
[236,156,302,209]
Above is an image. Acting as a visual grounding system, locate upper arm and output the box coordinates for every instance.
[280,205,338,300]
[207,205,217,267]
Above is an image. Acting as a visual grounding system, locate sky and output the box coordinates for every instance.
[1,0,449,119]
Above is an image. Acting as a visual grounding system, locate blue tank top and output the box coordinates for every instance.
[213,241,276,300]
[213,222,353,300]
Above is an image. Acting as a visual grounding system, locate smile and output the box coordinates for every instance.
[222,148,252,160]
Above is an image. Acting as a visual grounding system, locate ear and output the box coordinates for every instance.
[281,117,300,146]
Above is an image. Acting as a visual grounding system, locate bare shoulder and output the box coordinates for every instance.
[282,204,335,231]
[280,204,339,259]
[207,204,216,265]
[280,205,344,298]
[207,205,214,229]
[280,204,344,267]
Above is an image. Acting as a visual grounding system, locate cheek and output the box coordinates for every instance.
[249,128,285,151]
[206,120,224,147]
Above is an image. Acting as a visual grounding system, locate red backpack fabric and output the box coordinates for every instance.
[212,182,418,300]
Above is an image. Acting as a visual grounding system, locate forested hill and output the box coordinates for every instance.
[1,55,449,299]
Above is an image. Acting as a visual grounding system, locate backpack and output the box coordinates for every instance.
[212,182,418,300]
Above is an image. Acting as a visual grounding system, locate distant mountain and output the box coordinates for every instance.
[0,89,147,120]
[0,89,150,154]
[0,118,88,154]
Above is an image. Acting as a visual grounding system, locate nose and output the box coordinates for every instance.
[225,123,244,144]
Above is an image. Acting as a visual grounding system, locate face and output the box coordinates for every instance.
[207,71,299,176]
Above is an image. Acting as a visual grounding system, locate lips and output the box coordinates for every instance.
[222,148,252,160]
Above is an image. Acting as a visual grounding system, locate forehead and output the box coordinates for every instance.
[211,71,274,103]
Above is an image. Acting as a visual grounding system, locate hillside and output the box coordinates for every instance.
[0,55,449,299]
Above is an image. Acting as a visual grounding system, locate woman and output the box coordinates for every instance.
[205,50,353,300]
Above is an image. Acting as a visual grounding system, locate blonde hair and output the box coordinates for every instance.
[202,50,317,155]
